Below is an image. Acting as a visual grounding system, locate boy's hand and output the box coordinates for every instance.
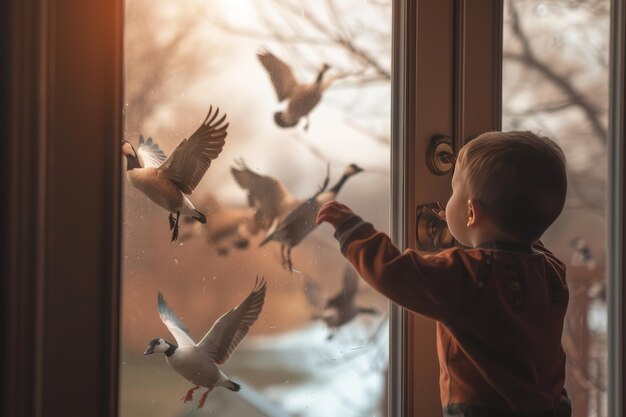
[316,201,355,229]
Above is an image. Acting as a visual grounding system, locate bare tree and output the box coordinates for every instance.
[124,0,217,135]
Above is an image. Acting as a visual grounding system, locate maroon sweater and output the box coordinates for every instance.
[335,215,569,413]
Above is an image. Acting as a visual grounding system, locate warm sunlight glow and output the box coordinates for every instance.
[217,0,259,27]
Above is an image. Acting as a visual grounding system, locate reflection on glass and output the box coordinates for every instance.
[120,1,391,416]
[502,1,609,416]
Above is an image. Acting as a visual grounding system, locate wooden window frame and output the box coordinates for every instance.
[1,1,624,417]
[609,0,626,415]
[1,1,123,416]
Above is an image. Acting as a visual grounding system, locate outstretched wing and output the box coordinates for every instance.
[137,135,168,168]
[257,51,298,101]
[197,277,266,364]
[231,159,293,225]
[159,106,228,194]
[326,266,359,309]
[157,292,196,347]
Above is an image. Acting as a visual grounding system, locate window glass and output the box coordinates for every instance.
[502,1,610,415]
[120,1,391,416]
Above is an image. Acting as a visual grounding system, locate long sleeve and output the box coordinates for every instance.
[334,216,478,323]
[334,218,569,411]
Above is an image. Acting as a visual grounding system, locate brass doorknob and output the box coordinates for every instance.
[427,135,456,175]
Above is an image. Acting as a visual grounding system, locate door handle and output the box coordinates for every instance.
[415,203,456,251]
[427,135,456,175]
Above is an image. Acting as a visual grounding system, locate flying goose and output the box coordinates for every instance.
[230,159,300,235]
[259,164,364,270]
[257,51,343,130]
[121,107,228,241]
[177,194,256,255]
[312,266,379,340]
[144,278,267,408]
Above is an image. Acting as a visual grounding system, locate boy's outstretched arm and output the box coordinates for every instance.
[317,201,470,323]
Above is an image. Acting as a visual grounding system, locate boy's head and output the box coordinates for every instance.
[445,131,567,246]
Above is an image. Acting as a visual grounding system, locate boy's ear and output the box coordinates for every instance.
[466,199,482,227]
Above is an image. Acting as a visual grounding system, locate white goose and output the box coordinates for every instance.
[144,278,266,408]
[260,164,364,270]
[122,106,228,241]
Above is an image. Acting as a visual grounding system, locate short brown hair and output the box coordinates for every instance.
[456,131,567,242]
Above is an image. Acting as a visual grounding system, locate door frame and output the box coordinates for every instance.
[609,0,626,415]
[1,1,124,416]
[391,1,503,415]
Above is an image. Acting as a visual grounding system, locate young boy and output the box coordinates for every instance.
[317,131,571,417]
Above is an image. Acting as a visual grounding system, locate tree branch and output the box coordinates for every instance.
[506,3,607,145]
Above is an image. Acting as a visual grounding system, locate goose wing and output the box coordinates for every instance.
[261,196,321,246]
[326,266,358,309]
[137,135,168,168]
[197,277,266,364]
[257,51,298,101]
[157,292,196,347]
[231,160,293,221]
[159,106,228,194]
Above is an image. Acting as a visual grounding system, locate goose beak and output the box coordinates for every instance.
[143,346,155,355]
[349,164,364,174]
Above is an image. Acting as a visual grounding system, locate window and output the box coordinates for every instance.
[502,2,610,415]
[2,1,625,417]
[121,1,391,416]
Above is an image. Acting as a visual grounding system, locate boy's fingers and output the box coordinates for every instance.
[317,210,340,226]
[316,207,333,224]
[320,201,339,212]
[317,200,354,226]
[317,201,338,218]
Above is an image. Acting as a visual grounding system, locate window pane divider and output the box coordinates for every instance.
[609,0,626,415]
